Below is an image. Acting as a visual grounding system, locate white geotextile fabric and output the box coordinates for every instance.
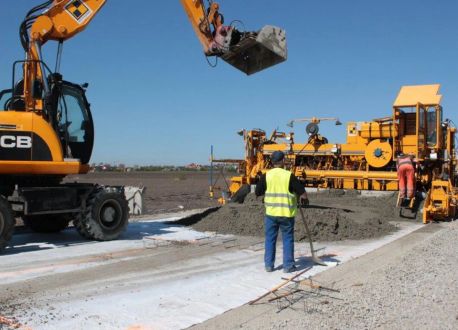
[1,218,422,330]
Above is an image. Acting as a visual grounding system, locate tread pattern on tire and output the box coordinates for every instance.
[75,186,129,241]
[73,218,91,238]
[74,185,102,239]
[0,196,15,252]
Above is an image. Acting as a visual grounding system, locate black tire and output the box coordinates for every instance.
[231,184,251,204]
[73,216,91,239]
[75,187,129,241]
[0,196,15,252]
[23,214,72,233]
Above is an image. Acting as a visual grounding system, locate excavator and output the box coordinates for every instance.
[0,0,288,252]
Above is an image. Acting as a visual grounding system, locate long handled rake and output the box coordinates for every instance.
[298,206,327,266]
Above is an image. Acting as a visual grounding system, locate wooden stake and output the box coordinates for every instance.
[267,289,302,302]
[280,278,340,293]
[248,267,312,305]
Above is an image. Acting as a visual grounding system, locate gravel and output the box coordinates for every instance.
[280,222,458,329]
[192,221,458,330]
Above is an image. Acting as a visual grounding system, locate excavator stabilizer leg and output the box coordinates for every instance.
[221,26,287,75]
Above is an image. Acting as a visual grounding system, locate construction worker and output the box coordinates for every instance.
[397,153,416,200]
[255,151,308,273]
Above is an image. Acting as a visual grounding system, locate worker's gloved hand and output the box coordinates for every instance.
[300,198,309,208]
[299,193,309,208]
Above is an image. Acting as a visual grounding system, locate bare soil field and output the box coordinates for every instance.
[66,171,219,214]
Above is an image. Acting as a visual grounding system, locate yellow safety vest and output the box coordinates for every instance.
[265,168,298,218]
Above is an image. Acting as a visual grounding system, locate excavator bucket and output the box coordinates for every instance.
[221,26,287,75]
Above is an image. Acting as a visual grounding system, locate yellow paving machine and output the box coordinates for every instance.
[214,85,457,223]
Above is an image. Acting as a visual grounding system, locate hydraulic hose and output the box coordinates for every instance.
[19,0,53,52]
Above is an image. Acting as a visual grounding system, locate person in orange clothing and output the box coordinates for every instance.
[397,153,416,199]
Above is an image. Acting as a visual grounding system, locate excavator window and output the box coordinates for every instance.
[60,89,87,143]
[56,82,94,164]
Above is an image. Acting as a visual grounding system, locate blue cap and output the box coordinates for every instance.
[271,151,285,163]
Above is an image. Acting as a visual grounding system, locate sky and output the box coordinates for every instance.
[1,0,457,165]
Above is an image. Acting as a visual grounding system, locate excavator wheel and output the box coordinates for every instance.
[73,217,91,239]
[0,196,15,252]
[75,186,129,241]
[23,214,72,233]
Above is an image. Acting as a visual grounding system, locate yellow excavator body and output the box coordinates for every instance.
[0,111,88,175]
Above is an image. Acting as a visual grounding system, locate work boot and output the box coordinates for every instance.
[265,266,274,273]
[401,198,411,207]
[283,265,298,273]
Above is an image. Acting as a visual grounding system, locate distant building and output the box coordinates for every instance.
[186,163,202,170]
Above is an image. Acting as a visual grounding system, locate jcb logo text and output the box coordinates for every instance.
[0,136,32,149]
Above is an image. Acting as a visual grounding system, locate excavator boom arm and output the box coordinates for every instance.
[22,0,106,111]
[29,0,106,45]
[20,0,287,111]
[180,0,216,55]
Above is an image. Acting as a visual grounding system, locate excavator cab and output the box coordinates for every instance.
[55,81,94,164]
[5,63,95,165]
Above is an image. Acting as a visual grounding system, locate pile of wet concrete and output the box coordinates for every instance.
[178,191,422,242]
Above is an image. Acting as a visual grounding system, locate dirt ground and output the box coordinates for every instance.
[65,171,219,214]
[4,172,452,330]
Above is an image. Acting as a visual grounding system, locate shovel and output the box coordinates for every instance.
[298,206,327,266]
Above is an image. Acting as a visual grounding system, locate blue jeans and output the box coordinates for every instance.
[264,215,295,269]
